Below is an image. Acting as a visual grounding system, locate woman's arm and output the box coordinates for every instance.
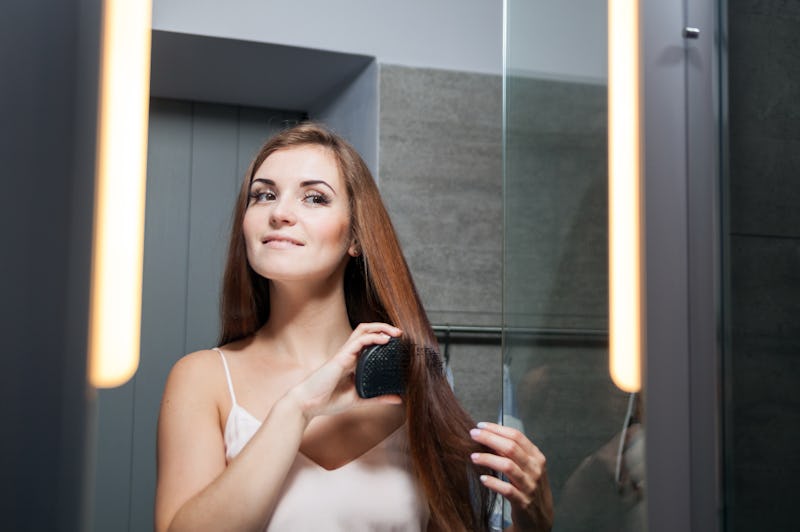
[469,422,554,532]
[155,352,308,532]
[155,323,402,532]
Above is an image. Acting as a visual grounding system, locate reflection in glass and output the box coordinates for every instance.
[502,1,646,530]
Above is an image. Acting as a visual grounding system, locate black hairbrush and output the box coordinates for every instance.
[355,337,410,398]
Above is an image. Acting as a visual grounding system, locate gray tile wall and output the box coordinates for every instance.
[728,2,800,529]
[378,65,503,424]
[504,76,608,331]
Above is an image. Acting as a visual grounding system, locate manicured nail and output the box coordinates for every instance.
[471,453,480,461]
[480,475,489,483]
[477,422,489,429]
[470,428,481,438]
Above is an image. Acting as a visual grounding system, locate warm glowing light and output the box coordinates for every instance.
[608,0,642,393]
[88,0,152,388]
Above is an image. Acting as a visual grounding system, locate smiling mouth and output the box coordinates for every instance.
[263,237,304,248]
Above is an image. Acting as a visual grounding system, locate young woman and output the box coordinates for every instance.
[155,123,553,531]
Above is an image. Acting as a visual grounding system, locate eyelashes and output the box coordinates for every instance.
[247,189,331,206]
[302,191,331,205]
[248,190,276,203]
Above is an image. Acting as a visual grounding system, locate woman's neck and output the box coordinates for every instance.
[257,276,353,368]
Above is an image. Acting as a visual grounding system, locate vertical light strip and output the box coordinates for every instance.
[608,0,642,392]
[88,0,153,388]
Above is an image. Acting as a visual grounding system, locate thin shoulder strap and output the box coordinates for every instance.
[212,347,237,406]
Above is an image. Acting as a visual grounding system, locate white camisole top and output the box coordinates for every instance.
[214,348,430,531]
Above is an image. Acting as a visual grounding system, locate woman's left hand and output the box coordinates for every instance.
[470,422,554,532]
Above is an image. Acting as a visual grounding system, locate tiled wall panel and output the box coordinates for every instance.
[728,1,800,529]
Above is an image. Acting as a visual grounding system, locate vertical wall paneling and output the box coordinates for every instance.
[129,99,194,532]
[184,103,240,353]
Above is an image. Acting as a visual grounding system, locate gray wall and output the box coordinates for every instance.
[727,1,800,530]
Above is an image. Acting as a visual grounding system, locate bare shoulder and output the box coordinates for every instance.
[169,348,223,380]
[162,349,226,410]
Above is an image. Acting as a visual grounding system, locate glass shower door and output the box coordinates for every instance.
[502,1,646,530]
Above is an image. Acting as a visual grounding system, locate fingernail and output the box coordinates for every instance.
[469,428,481,438]
[477,421,488,429]
[480,475,489,483]
[470,453,480,461]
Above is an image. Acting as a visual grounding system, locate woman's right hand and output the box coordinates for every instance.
[287,322,404,420]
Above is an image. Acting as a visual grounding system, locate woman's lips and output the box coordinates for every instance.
[263,236,304,248]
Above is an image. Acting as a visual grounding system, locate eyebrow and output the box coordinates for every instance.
[250,178,337,194]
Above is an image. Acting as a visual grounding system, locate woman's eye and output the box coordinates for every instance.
[249,190,276,203]
[303,192,330,205]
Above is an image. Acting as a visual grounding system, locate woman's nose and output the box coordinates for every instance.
[269,197,296,227]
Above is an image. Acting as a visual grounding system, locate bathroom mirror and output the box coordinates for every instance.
[92,3,642,530]
[92,7,506,530]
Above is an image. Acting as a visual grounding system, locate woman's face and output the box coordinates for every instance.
[243,144,356,283]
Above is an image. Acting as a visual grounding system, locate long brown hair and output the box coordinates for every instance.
[219,123,495,530]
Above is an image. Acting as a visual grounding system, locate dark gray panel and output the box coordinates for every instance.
[128,99,194,532]
[729,135,800,238]
[730,335,800,532]
[184,103,241,352]
[730,235,800,341]
[727,3,800,238]
[729,235,800,532]
[725,2,800,530]
[1,1,97,529]
[727,7,800,143]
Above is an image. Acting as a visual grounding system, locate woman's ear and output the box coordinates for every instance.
[348,239,361,257]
